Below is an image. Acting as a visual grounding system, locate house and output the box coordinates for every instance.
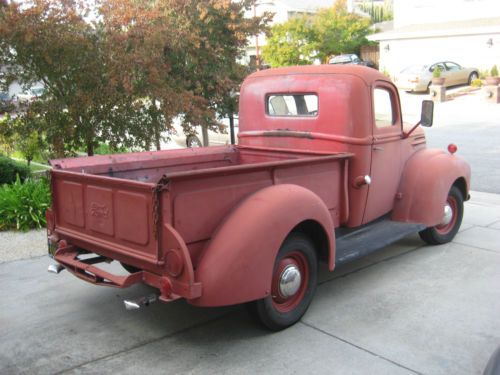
[368,0,500,75]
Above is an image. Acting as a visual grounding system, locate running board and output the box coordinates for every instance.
[335,220,426,265]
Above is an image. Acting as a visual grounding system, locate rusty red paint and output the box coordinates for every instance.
[48,65,470,316]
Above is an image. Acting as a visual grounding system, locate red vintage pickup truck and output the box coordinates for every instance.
[47,65,470,330]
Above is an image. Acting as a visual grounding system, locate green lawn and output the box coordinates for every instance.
[10,155,51,172]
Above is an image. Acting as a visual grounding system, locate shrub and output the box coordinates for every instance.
[0,155,31,184]
[0,176,51,231]
[479,69,489,79]
[471,78,483,88]
[491,65,499,77]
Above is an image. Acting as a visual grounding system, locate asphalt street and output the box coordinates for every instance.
[1,191,500,375]
[399,88,500,194]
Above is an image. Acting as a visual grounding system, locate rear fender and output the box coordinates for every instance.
[392,149,471,226]
[190,184,334,307]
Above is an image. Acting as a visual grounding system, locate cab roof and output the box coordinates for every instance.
[247,64,389,87]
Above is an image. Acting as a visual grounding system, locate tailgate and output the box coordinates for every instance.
[51,170,159,263]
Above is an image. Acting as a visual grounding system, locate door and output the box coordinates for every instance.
[444,61,464,86]
[363,84,403,223]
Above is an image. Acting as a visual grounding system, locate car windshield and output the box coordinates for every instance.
[31,88,44,96]
[401,65,427,74]
[330,55,352,64]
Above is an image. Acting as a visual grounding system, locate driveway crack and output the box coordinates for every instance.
[54,312,234,374]
[300,321,423,375]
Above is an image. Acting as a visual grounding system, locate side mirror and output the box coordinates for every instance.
[420,100,433,127]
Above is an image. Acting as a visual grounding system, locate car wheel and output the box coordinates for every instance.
[419,186,464,245]
[247,233,318,331]
[120,262,141,273]
[186,135,202,148]
[468,72,479,85]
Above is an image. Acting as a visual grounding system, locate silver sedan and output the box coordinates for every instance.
[394,62,479,93]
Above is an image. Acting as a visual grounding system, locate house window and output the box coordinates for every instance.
[373,88,394,128]
[267,94,318,117]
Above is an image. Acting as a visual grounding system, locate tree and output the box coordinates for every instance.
[100,0,270,147]
[0,0,269,155]
[262,15,316,67]
[261,0,372,67]
[0,1,133,156]
[312,0,372,63]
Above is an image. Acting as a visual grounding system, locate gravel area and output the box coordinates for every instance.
[0,229,47,263]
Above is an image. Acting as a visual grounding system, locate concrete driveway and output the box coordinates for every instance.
[399,87,500,194]
[1,191,499,375]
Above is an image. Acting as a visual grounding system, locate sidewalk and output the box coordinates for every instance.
[0,191,499,374]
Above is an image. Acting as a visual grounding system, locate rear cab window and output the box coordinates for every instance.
[267,94,318,117]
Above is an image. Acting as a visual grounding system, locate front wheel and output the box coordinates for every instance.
[419,186,464,245]
[186,135,202,148]
[248,233,318,331]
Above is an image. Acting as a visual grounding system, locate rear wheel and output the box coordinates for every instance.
[248,233,318,331]
[468,72,479,85]
[419,186,463,245]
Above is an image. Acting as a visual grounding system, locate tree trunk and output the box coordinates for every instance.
[154,122,161,151]
[87,141,94,156]
[52,138,65,158]
[201,125,209,147]
[151,97,162,151]
[229,113,235,145]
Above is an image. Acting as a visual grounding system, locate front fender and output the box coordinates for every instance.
[392,149,471,226]
[190,184,334,307]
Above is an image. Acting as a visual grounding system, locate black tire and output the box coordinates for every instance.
[186,135,202,148]
[120,262,141,274]
[468,72,479,85]
[247,233,318,331]
[419,186,464,245]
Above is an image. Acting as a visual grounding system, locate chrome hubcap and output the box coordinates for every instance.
[441,203,453,226]
[279,265,302,298]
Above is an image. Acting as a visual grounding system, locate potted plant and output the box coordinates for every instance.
[431,66,445,85]
[485,65,499,86]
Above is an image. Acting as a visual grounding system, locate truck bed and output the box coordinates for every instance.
[50,146,351,270]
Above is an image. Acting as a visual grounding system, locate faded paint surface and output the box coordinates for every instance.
[49,65,470,308]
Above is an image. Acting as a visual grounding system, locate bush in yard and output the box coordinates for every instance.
[0,176,51,231]
[491,65,499,77]
[0,155,31,184]
[471,78,483,88]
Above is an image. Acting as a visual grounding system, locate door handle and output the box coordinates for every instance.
[373,146,384,151]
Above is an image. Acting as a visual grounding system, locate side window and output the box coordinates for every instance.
[431,63,446,73]
[267,94,318,117]
[373,88,394,128]
[445,62,460,71]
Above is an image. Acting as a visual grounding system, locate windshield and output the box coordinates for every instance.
[330,55,352,64]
